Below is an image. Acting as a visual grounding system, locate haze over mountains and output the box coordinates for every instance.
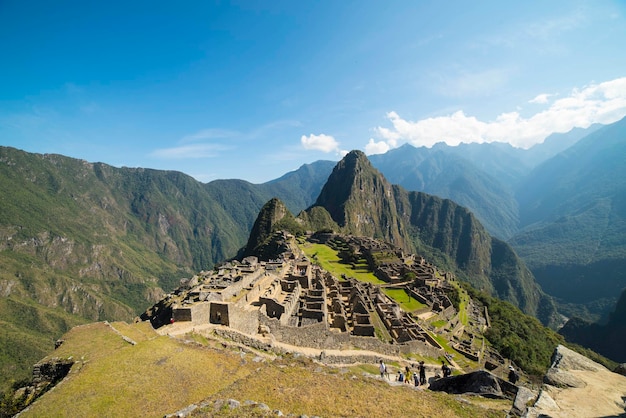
[0,116,624,388]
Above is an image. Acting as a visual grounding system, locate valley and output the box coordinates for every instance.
[8,230,623,417]
[1,118,626,413]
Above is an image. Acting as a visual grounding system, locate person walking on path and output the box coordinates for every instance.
[419,361,427,386]
[379,360,387,379]
[441,361,451,378]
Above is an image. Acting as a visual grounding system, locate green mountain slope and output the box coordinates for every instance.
[0,148,238,388]
[370,144,520,239]
[511,117,626,318]
[559,288,626,362]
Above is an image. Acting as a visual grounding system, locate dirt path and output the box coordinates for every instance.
[159,322,444,375]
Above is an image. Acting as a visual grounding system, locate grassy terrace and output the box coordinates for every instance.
[450,280,470,326]
[299,242,385,285]
[382,287,428,312]
[300,242,436,313]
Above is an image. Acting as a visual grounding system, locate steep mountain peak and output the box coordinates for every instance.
[310,150,408,247]
[312,150,387,224]
[243,198,301,259]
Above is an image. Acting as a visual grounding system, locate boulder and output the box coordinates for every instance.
[511,386,537,416]
[614,363,626,376]
[519,345,626,417]
[543,368,586,388]
[549,344,603,373]
[428,370,517,399]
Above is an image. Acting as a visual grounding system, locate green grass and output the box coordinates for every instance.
[382,288,427,311]
[300,243,385,284]
[20,322,511,418]
[450,281,470,326]
[430,319,448,328]
[430,333,479,371]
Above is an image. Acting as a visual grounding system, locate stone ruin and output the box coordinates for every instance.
[146,232,496,362]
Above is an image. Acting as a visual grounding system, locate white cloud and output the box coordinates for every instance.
[301,133,341,153]
[150,143,228,159]
[529,93,552,104]
[373,77,626,150]
[180,128,238,143]
[365,138,390,155]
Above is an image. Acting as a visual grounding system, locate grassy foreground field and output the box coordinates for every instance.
[21,321,509,417]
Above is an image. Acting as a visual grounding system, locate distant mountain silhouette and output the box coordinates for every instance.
[510,117,626,319]
[559,288,626,363]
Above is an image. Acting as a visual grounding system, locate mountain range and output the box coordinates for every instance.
[0,116,624,388]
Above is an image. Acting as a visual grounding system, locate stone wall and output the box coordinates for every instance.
[258,311,443,358]
[172,306,192,322]
[259,314,352,349]
[228,304,259,335]
[236,272,278,307]
[32,357,74,385]
[190,303,211,324]
[220,269,265,300]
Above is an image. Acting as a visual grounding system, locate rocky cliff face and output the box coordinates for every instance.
[242,198,301,260]
[518,345,626,417]
[312,150,410,248]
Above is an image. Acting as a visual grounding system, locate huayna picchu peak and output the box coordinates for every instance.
[311,149,409,248]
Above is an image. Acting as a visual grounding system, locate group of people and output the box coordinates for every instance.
[379,360,430,387]
[379,358,521,388]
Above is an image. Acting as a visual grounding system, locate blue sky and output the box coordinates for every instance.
[1,1,625,183]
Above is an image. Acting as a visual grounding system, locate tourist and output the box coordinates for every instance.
[419,361,427,385]
[413,371,419,387]
[441,361,451,377]
[405,365,411,384]
[379,360,387,379]
[508,365,519,384]
[398,370,404,382]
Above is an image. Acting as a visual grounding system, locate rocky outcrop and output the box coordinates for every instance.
[519,345,626,417]
[243,198,302,260]
[429,370,518,400]
[559,288,626,363]
[11,357,75,411]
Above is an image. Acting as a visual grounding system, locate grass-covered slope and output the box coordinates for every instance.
[0,148,242,390]
[17,322,507,418]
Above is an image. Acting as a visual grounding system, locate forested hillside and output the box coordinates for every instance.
[0,147,329,389]
[510,117,626,320]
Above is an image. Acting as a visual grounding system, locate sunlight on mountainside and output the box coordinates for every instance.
[21,321,509,418]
